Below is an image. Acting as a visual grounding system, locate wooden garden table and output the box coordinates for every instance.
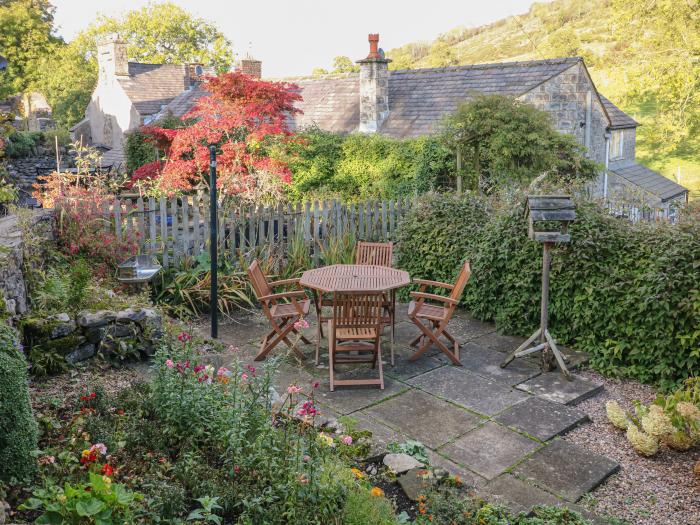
[300,264,410,366]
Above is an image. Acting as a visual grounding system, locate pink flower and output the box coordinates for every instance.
[241,373,249,381]
[303,455,311,462]
[228,345,240,353]
[193,364,205,374]
[178,332,192,343]
[341,435,353,446]
[294,318,310,330]
[297,400,317,417]
[90,443,107,456]
[165,359,174,368]
[217,367,230,377]
[287,385,303,395]
[311,380,320,389]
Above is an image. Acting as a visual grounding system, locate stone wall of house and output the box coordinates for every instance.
[519,62,609,165]
[5,148,73,200]
[0,210,54,317]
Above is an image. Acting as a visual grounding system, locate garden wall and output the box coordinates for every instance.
[0,210,53,317]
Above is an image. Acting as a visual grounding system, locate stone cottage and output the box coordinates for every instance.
[156,34,687,211]
[70,35,222,166]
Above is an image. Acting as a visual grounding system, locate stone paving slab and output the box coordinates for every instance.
[513,439,620,502]
[361,389,484,449]
[515,373,603,405]
[408,367,529,416]
[468,332,528,354]
[460,343,541,386]
[349,413,407,461]
[446,311,498,343]
[440,422,540,480]
[385,344,445,380]
[494,396,589,441]
[481,474,563,515]
[425,449,487,489]
[312,376,409,415]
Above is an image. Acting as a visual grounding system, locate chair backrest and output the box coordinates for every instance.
[449,261,472,303]
[331,292,384,332]
[247,259,273,301]
[355,241,393,267]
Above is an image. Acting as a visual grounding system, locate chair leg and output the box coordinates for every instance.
[409,318,461,365]
[328,336,335,392]
[376,340,384,390]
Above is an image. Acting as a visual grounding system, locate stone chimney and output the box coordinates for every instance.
[96,34,129,82]
[240,53,262,79]
[186,63,205,87]
[356,34,391,133]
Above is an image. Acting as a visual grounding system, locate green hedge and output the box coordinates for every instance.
[396,194,700,388]
[288,129,453,200]
[124,129,159,174]
[0,323,38,482]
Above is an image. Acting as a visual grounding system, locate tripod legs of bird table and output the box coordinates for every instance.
[500,241,572,380]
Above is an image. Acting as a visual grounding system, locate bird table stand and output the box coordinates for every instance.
[500,195,576,380]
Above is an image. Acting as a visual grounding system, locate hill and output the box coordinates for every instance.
[384,0,700,199]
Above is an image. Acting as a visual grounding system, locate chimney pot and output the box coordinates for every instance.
[367,34,381,59]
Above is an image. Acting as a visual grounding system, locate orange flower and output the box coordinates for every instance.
[351,467,365,479]
[370,486,384,497]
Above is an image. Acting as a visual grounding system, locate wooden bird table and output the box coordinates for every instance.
[300,264,410,366]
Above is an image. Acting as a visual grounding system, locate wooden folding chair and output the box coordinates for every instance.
[355,241,393,267]
[407,261,471,365]
[328,292,385,391]
[247,259,311,361]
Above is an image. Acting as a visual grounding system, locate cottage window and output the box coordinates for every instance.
[610,130,624,160]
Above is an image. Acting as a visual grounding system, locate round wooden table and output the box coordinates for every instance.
[300,264,410,365]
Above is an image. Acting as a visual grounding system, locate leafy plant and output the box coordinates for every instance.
[20,472,144,524]
[187,496,223,525]
[0,323,38,483]
[387,440,429,465]
[318,231,356,266]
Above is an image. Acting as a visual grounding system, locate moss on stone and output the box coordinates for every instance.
[34,334,83,356]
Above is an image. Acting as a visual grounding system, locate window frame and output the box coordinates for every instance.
[610,130,624,160]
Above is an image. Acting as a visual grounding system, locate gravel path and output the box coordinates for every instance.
[564,370,700,525]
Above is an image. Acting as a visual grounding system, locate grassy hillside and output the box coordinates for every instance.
[385,0,699,200]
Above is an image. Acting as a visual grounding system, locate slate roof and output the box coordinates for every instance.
[599,95,638,129]
[118,63,214,116]
[286,57,584,137]
[151,84,208,120]
[610,161,688,201]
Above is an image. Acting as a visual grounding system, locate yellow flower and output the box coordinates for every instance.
[370,486,384,497]
[626,424,659,456]
[350,467,365,479]
[103,475,112,484]
[605,401,629,430]
[318,432,334,446]
[81,449,91,457]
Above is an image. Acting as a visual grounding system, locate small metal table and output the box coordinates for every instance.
[300,264,410,366]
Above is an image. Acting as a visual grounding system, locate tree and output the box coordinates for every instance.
[426,41,459,68]
[0,0,58,98]
[73,2,233,72]
[31,43,96,128]
[440,95,598,191]
[134,72,301,201]
[331,56,358,73]
[544,27,582,57]
[612,0,700,153]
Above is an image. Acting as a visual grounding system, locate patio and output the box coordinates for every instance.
[194,305,619,521]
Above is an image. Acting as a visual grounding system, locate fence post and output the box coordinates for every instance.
[209,145,218,339]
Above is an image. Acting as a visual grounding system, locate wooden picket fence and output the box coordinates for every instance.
[71,195,414,268]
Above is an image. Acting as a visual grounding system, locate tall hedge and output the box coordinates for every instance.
[396,194,700,388]
[288,129,453,200]
[0,323,38,482]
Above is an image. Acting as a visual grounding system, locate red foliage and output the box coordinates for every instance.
[53,187,138,276]
[133,72,302,195]
[128,160,163,189]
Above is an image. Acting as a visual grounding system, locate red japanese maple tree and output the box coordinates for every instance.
[135,72,302,198]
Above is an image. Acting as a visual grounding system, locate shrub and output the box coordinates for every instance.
[42,128,72,148]
[5,131,42,158]
[0,323,38,483]
[395,192,489,300]
[124,129,159,174]
[341,486,398,525]
[288,129,453,200]
[396,192,700,387]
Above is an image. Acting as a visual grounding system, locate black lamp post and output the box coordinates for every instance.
[209,145,218,339]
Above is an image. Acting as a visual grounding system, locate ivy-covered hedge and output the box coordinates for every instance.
[288,129,453,200]
[124,129,159,174]
[0,323,38,482]
[396,194,700,388]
